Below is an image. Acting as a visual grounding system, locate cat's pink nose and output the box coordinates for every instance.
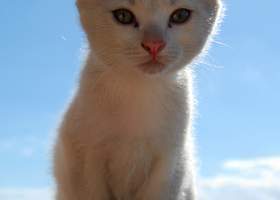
[141,40,166,60]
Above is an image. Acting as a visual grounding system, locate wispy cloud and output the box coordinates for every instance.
[0,188,53,200]
[199,156,280,200]
[0,136,51,158]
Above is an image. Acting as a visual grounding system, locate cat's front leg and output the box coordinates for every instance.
[83,153,112,200]
[55,144,111,200]
[137,157,183,200]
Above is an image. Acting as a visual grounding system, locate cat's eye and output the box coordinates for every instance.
[112,9,138,27]
[169,8,192,25]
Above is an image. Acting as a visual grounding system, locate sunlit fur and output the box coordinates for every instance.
[53,0,223,199]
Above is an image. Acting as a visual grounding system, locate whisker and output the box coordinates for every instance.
[212,39,231,48]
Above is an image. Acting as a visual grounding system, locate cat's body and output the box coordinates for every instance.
[54,0,222,199]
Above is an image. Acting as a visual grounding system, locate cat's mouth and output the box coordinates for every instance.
[137,60,166,74]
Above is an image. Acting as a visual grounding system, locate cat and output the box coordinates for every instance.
[53,0,223,200]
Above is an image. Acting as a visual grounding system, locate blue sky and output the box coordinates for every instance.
[0,0,279,199]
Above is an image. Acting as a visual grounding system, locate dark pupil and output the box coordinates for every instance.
[172,9,190,23]
[115,10,133,24]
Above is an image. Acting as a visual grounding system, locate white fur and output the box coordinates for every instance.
[53,0,222,199]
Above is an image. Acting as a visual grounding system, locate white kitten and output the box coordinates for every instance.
[53,0,222,200]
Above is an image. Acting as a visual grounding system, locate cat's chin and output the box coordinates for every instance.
[137,60,166,74]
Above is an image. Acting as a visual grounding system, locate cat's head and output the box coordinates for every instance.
[77,0,222,75]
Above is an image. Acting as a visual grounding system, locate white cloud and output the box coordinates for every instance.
[0,136,51,158]
[1,156,280,200]
[199,156,280,200]
[0,188,53,200]
[21,147,35,158]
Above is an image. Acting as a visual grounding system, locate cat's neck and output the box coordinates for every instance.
[73,53,192,110]
[79,52,187,90]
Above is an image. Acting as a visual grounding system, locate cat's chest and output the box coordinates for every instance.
[85,75,188,148]
[81,76,188,198]
[106,138,154,199]
[93,84,174,137]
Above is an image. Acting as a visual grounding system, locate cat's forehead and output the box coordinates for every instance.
[124,0,180,5]
[108,0,196,8]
